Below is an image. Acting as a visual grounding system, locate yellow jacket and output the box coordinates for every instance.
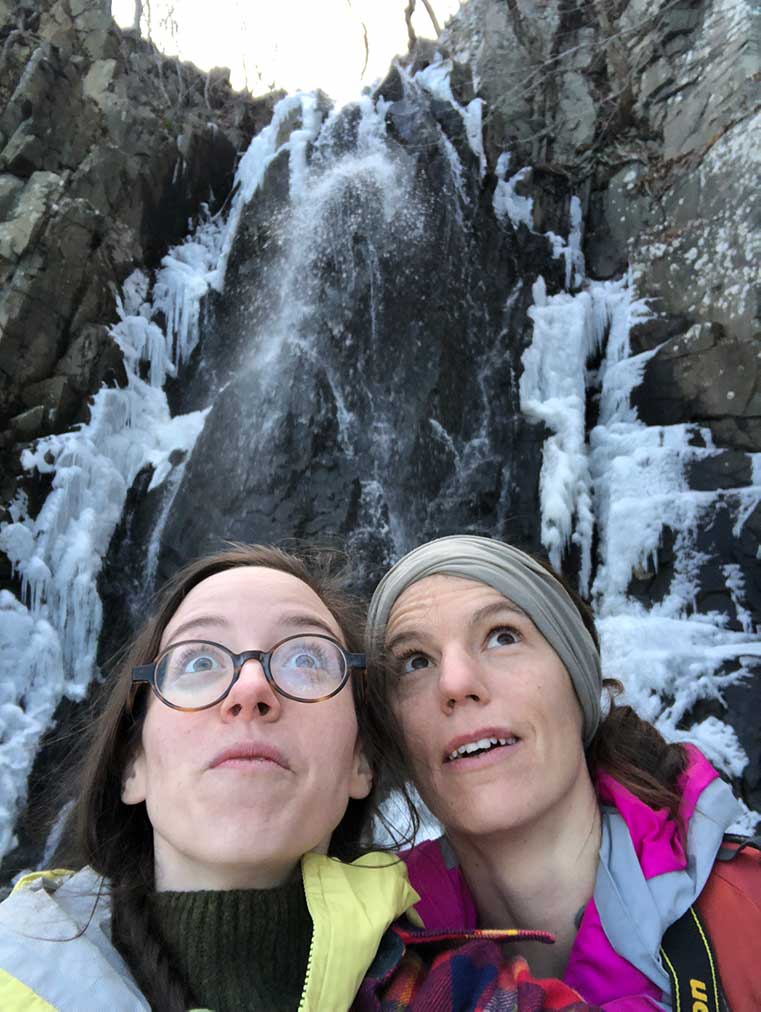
[0,852,419,1011]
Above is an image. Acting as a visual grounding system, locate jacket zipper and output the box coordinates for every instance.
[297,931,315,1011]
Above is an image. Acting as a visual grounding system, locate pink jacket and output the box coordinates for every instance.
[401,746,742,1010]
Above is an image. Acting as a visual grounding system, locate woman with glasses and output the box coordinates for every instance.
[0,542,594,1012]
[365,535,761,1011]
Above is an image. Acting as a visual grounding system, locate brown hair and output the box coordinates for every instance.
[54,543,377,1012]
[539,560,689,822]
[364,552,689,841]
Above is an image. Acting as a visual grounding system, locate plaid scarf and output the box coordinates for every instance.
[354,922,599,1011]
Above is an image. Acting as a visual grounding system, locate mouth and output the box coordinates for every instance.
[209,742,290,771]
[443,732,520,764]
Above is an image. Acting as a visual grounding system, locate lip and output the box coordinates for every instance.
[442,727,520,766]
[208,742,291,771]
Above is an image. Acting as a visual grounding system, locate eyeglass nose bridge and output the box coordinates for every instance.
[228,648,275,693]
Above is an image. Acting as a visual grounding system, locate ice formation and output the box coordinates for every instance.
[520,247,760,834]
[413,53,487,178]
[493,152,534,231]
[0,94,329,860]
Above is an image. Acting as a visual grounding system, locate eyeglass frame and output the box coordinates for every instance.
[130,633,367,712]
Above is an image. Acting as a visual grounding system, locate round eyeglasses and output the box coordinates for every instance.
[131,634,366,711]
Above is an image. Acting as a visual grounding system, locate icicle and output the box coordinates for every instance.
[545,196,585,289]
[519,281,603,588]
[493,156,533,231]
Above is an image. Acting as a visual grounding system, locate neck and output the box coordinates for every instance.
[154,846,300,891]
[447,773,601,977]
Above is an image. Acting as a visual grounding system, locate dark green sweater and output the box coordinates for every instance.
[149,878,313,1012]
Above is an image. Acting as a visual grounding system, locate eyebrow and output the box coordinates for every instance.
[167,613,229,644]
[386,599,527,654]
[276,613,341,638]
[165,611,340,646]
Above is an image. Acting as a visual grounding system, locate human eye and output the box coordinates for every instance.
[485,626,521,649]
[273,637,344,697]
[280,639,329,671]
[395,650,432,676]
[170,644,226,679]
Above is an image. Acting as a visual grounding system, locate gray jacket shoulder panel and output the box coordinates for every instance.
[0,869,149,1011]
[594,775,739,1004]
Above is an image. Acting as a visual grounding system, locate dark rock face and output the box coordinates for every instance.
[0,0,276,512]
[633,323,761,452]
[444,0,758,353]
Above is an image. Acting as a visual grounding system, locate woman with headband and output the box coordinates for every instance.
[366,535,761,1011]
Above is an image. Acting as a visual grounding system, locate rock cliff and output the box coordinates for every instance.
[443,0,759,445]
[0,0,275,517]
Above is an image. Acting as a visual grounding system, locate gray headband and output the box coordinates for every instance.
[367,535,602,745]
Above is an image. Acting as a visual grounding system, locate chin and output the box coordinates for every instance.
[435,790,545,838]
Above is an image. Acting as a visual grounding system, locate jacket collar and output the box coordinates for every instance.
[299,851,419,1010]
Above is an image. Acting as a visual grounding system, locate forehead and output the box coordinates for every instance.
[387,575,520,637]
[161,566,341,646]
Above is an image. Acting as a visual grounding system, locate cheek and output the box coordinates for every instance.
[139,706,198,782]
[532,669,586,761]
[552,670,585,732]
[311,694,360,767]
[391,698,435,776]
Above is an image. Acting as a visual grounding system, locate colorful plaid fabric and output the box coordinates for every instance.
[354,923,600,1011]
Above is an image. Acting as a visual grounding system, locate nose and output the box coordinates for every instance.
[437,644,490,713]
[219,656,282,722]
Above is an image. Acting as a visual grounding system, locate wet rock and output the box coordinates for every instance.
[20,375,79,431]
[9,404,46,439]
[586,161,660,279]
[96,462,164,666]
[373,64,404,104]
[628,311,692,356]
[154,92,557,599]
[55,323,127,400]
[387,98,439,149]
[724,678,761,813]
[686,450,753,493]
[633,323,761,450]
[705,417,761,455]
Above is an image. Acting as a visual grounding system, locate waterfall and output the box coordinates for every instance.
[0,54,758,864]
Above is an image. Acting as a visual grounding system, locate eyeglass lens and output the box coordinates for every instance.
[155,636,347,707]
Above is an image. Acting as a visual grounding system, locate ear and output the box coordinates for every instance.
[121,747,147,806]
[349,744,373,801]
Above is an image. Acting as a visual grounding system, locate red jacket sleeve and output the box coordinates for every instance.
[695,842,761,1012]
